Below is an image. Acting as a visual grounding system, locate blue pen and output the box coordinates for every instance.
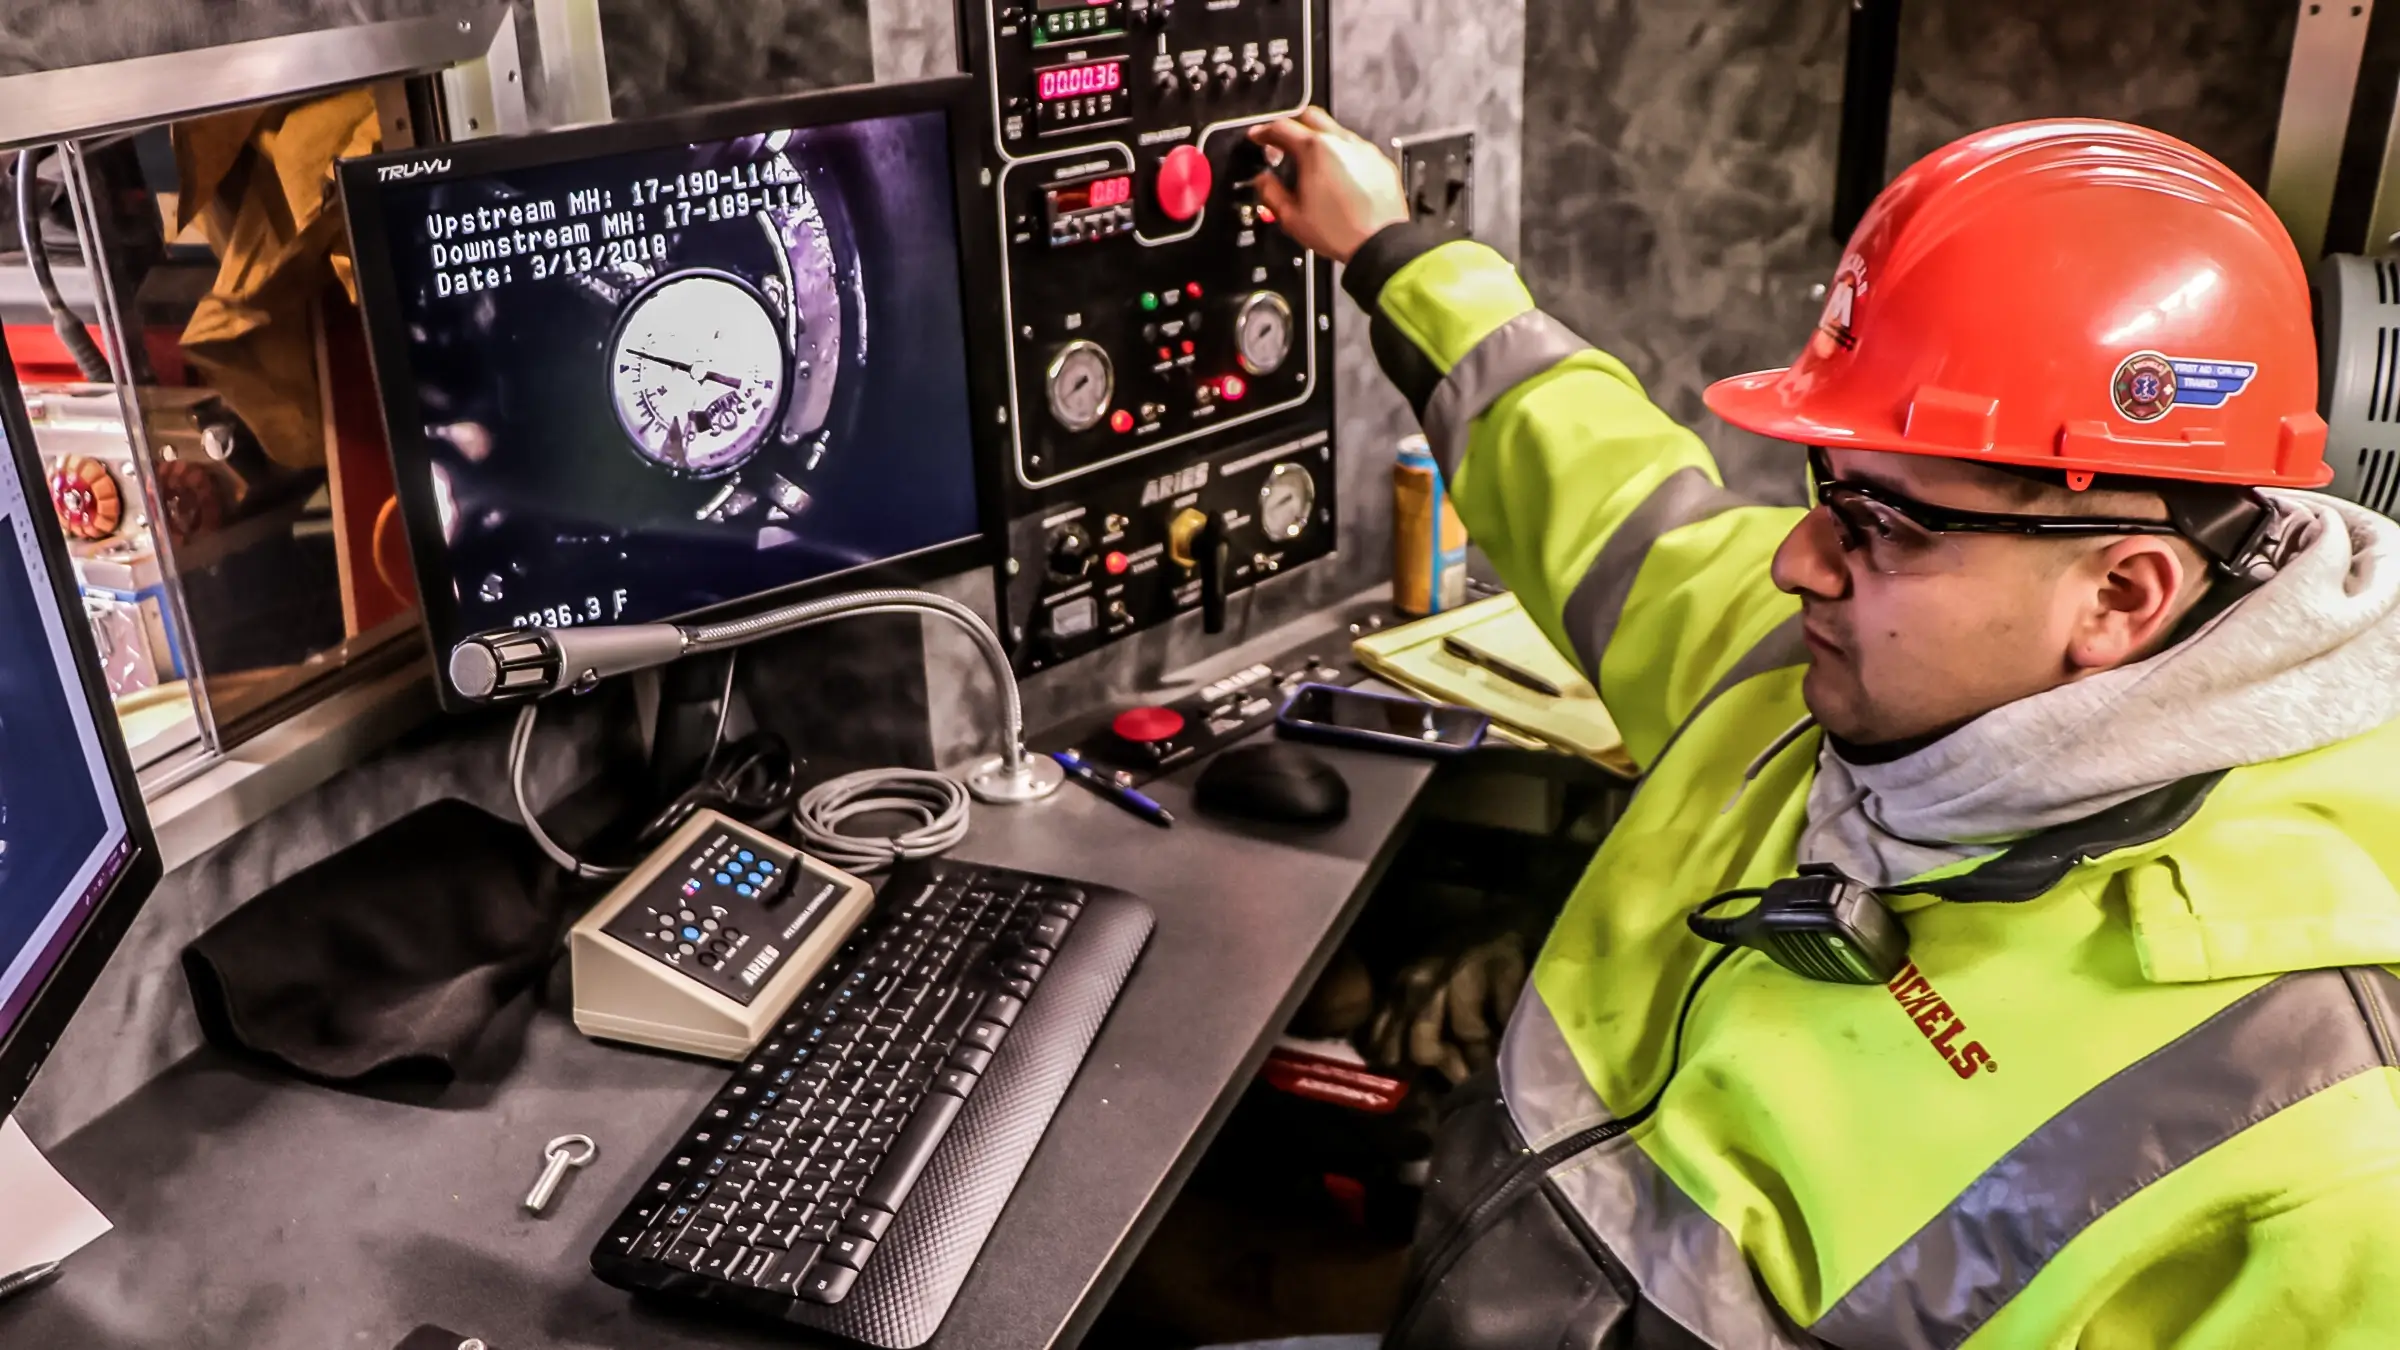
[1051,750,1176,828]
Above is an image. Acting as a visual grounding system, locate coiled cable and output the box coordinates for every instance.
[792,768,971,874]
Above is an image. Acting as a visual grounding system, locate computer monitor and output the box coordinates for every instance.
[340,78,1004,709]
[0,326,163,1118]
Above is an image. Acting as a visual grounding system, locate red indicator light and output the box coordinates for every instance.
[1109,408,1135,433]
[1104,550,1130,575]
[1185,281,1203,298]
[1157,346,1173,361]
[1221,374,1247,401]
[1181,339,1195,355]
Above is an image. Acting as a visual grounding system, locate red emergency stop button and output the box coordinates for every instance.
[1113,706,1186,742]
[1155,145,1213,222]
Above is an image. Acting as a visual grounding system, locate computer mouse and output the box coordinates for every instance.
[1194,742,1350,825]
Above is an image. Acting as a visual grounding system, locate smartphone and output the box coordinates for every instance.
[1275,682,1489,757]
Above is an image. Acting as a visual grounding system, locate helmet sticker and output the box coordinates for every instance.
[1810,254,1869,359]
[2111,351,2257,422]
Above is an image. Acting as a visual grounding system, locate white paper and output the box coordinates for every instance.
[0,1116,110,1280]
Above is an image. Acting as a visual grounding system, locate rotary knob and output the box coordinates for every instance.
[1154,145,1213,222]
[1047,521,1096,582]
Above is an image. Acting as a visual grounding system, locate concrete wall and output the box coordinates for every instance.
[1516,0,2298,504]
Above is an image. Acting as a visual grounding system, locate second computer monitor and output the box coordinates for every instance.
[341,79,999,707]
[0,322,163,1117]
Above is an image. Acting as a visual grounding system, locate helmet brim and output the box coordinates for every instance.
[1703,368,2335,489]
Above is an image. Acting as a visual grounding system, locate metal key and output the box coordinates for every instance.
[524,1134,596,1214]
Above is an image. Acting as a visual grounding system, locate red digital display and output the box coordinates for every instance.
[1089,175,1131,208]
[1038,60,1123,101]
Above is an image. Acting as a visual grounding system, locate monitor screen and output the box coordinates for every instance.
[0,350,155,1111]
[345,85,991,694]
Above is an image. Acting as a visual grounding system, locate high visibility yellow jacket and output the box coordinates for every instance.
[1349,229,2400,1349]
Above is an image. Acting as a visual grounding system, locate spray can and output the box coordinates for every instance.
[1393,434,1468,615]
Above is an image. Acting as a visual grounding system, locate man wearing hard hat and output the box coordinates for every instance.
[1248,110,2400,1346]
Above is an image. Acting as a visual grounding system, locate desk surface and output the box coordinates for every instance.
[0,672,1434,1349]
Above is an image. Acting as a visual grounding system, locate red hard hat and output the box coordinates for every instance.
[1705,119,2331,490]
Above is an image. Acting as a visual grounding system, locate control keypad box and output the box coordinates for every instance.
[573,810,875,1058]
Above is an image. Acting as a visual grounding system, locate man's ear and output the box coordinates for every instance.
[2065,538,2191,672]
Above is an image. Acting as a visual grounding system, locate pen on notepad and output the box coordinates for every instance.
[1441,635,1565,698]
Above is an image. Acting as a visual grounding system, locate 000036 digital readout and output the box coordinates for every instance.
[1037,60,1123,101]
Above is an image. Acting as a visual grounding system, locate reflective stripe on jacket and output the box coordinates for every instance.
[1346,226,2400,1350]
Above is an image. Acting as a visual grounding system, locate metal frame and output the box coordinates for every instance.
[2267,3,2373,258]
[0,6,515,154]
[441,7,530,141]
[533,0,615,127]
[0,4,530,771]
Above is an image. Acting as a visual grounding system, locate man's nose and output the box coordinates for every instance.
[1771,506,1851,600]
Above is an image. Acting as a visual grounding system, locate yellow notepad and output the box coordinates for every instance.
[1352,594,1633,774]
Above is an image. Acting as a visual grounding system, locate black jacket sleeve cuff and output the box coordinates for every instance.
[1341,221,1450,312]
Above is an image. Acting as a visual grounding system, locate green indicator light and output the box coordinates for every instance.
[1141,293,1160,311]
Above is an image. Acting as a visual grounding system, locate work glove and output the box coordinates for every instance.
[1365,934,1528,1086]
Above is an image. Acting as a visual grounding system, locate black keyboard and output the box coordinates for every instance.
[591,858,1154,1348]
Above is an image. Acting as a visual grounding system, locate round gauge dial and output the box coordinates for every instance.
[1259,462,1316,539]
[1235,291,1294,377]
[608,270,788,479]
[1047,340,1115,432]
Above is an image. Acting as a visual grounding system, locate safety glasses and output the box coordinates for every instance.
[1805,448,2185,575]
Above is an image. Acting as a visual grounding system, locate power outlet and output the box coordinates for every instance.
[1394,129,1476,242]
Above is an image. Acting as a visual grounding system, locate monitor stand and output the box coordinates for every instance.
[647,650,738,813]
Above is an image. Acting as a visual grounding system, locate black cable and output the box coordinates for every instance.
[635,730,801,847]
[1685,887,1769,944]
[15,149,111,383]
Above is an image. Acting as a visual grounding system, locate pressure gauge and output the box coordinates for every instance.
[1235,291,1294,377]
[1258,462,1316,539]
[1047,340,1115,431]
[608,270,788,479]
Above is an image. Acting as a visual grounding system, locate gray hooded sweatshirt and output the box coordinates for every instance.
[1792,491,2400,887]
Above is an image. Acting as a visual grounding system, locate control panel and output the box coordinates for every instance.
[1004,425,1333,672]
[963,0,1336,667]
[571,810,876,1059]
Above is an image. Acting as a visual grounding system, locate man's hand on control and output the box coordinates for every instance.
[1248,108,1409,264]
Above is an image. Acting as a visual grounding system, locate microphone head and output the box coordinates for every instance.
[445,629,564,705]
